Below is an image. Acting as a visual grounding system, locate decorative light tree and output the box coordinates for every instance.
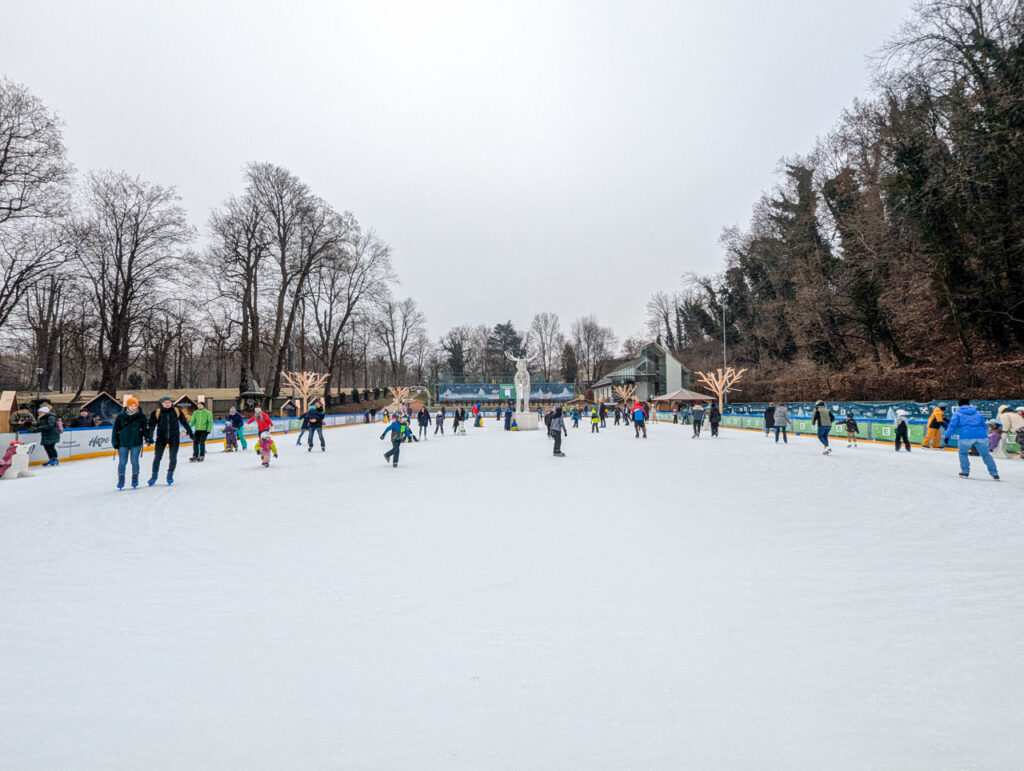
[694,367,747,412]
[386,385,410,412]
[280,371,330,414]
[613,384,637,406]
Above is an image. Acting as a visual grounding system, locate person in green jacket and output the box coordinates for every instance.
[189,401,214,462]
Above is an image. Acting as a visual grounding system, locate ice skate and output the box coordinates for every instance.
[166,473,174,485]
[147,475,157,486]
[117,475,125,490]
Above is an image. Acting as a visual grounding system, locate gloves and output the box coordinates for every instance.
[380,435,385,440]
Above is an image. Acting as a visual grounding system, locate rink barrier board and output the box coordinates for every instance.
[12,413,386,466]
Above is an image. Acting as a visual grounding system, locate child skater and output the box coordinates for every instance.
[223,420,238,452]
[843,412,859,447]
[258,430,278,467]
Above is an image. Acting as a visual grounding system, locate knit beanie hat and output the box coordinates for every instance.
[125,397,139,409]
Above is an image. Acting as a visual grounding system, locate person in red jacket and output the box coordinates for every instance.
[247,407,273,433]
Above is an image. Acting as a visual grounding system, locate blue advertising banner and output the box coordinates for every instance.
[439,383,575,402]
[726,399,1021,421]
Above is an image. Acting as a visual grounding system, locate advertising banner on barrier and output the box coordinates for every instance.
[726,399,1020,421]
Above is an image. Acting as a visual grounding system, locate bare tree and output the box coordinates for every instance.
[528,311,564,380]
[0,77,73,226]
[375,295,426,384]
[78,170,194,394]
[571,315,617,383]
[308,224,393,404]
[0,221,75,335]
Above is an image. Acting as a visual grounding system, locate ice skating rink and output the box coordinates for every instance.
[2,420,1022,769]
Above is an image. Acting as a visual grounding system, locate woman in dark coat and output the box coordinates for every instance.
[112,397,147,489]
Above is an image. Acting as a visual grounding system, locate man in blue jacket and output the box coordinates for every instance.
[944,399,1000,480]
[380,414,417,467]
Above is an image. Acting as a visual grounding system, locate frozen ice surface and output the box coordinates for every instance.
[2,421,1023,769]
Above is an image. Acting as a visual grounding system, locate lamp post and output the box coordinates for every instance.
[721,295,728,411]
[35,367,43,404]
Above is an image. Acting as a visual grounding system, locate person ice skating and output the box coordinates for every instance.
[691,402,705,438]
[111,397,146,489]
[458,407,468,435]
[764,402,775,438]
[34,405,61,466]
[944,399,999,480]
[548,405,568,456]
[305,399,326,452]
[189,400,213,462]
[773,402,789,443]
[842,412,859,447]
[247,406,273,460]
[146,396,193,485]
[632,401,647,438]
[672,406,679,424]
[613,406,621,426]
[997,405,1024,459]
[811,400,834,454]
[452,408,462,435]
[591,407,599,433]
[571,408,580,428]
[258,430,278,467]
[417,407,430,440]
[473,403,482,428]
[434,410,445,435]
[296,410,310,446]
[599,404,607,428]
[227,406,246,450]
[504,405,513,431]
[223,419,237,452]
[988,422,1003,454]
[381,414,417,467]
[709,403,721,437]
[894,409,911,452]
[921,405,946,448]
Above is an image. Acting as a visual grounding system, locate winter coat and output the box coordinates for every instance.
[418,409,430,426]
[304,407,324,427]
[148,406,193,444]
[35,413,61,445]
[111,409,147,449]
[70,415,94,428]
[894,413,909,430]
[11,409,36,431]
[944,405,988,441]
[998,408,1024,434]
[988,430,1002,452]
[841,417,859,432]
[228,412,244,430]
[811,405,833,428]
[709,405,721,423]
[380,420,414,442]
[773,404,789,427]
[246,411,273,433]
[189,408,213,433]
[632,404,646,422]
[763,406,775,428]
[549,414,567,435]
[927,407,946,430]
[692,406,705,423]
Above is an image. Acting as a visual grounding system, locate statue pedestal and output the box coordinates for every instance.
[515,412,539,431]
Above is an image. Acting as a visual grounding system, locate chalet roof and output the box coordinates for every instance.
[651,387,715,403]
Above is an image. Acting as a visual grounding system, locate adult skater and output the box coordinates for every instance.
[894,409,911,452]
[921,405,946,449]
[458,407,468,435]
[381,414,417,467]
[146,395,193,485]
[709,403,721,437]
[227,406,246,451]
[773,402,789,443]
[613,406,621,426]
[34,405,61,466]
[944,399,999,480]
[997,405,1024,459]
[633,401,647,438]
[691,402,705,438]
[571,408,580,428]
[189,400,213,462]
[452,408,462,435]
[548,405,568,457]
[504,405,513,431]
[417,406,430,440]
[764,402,775,438]
[811,400,834,455]
[599,404,607,428]
[111,396,146,489]
[305,399,326,452]
[434,409,445,435]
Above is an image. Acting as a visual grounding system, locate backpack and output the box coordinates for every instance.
[57,417,64,434]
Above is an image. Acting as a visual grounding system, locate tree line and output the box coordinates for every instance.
[646,0,1024,400]
[0,78,629,402]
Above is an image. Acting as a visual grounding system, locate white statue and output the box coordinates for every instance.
[505,351,531,413]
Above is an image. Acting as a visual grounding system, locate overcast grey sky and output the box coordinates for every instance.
[2,0,913,342]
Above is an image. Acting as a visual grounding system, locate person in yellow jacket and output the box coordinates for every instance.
[921,405,946,448]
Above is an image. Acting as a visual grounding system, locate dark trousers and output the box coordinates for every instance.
[385,439,402,465]
[895,425,911,451]
[308,425,324,448]
[152,440,180,475]
[710,421,719,436]
[551,430,563,454]
[635,420,646,438]
[591,423,599,433]
[192,430,209,458]
[43,443,58,462]
[693,420,703,436]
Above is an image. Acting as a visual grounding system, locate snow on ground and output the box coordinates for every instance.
[1,419,1022,769]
